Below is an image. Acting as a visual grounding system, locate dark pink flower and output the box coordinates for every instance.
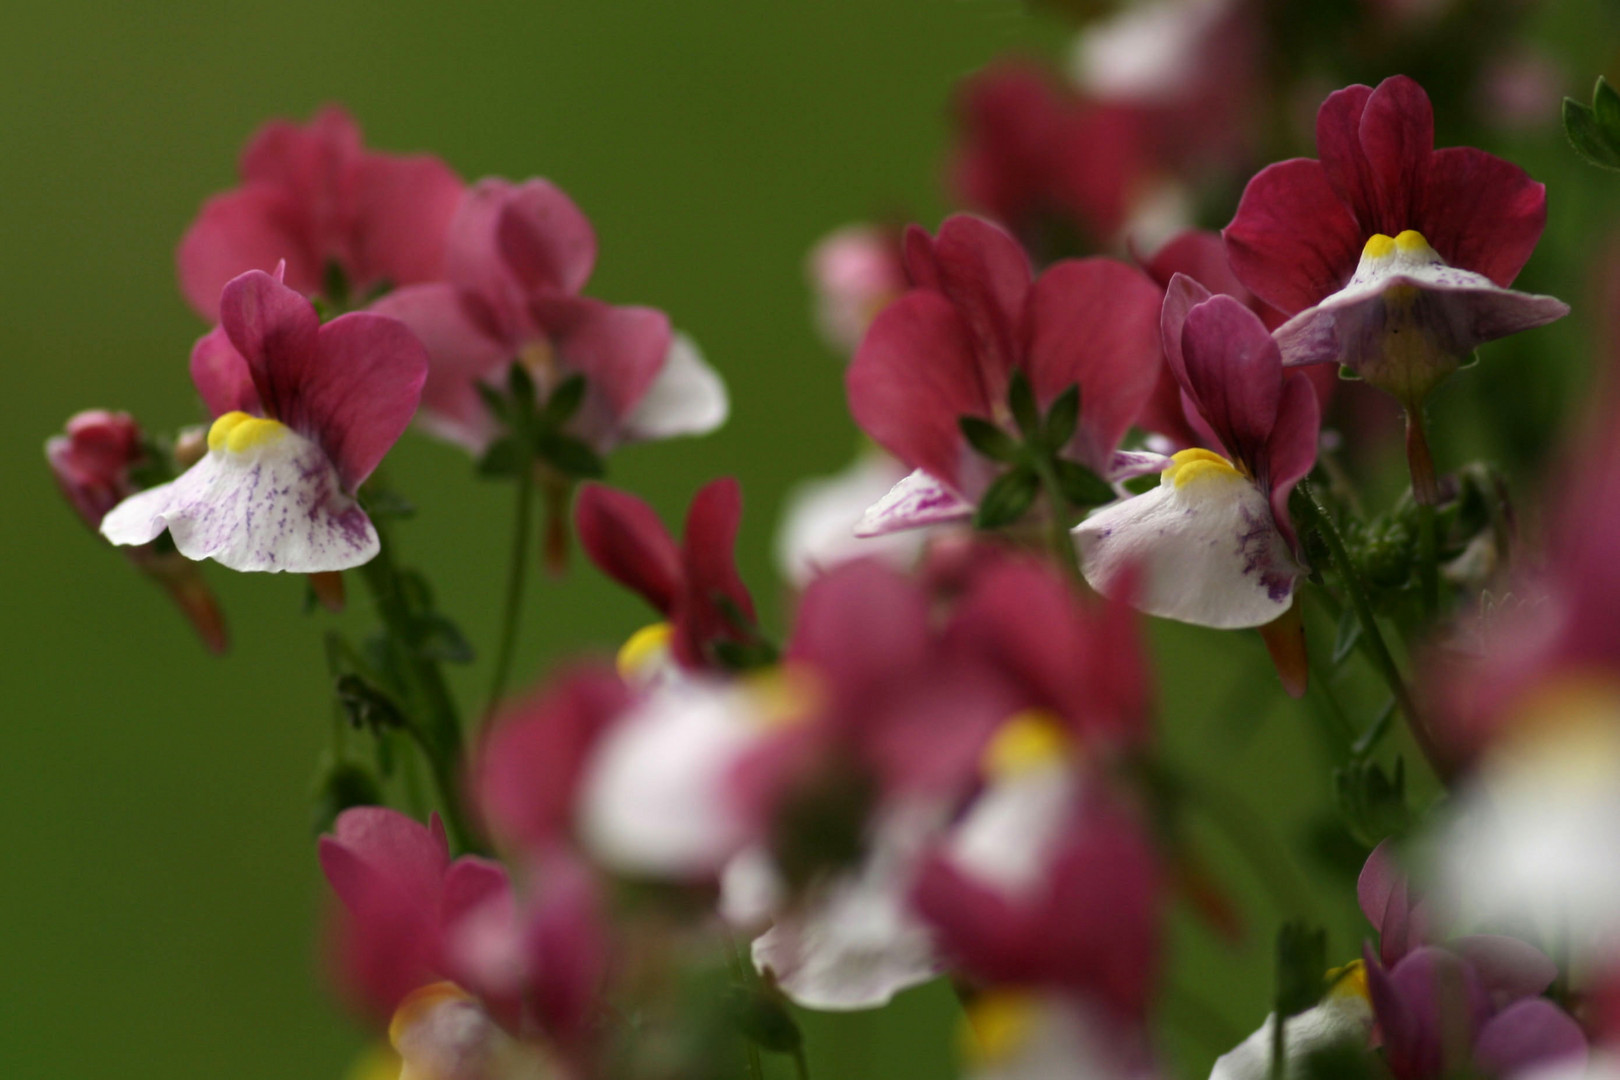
[371,178,727,456]
[177,106,463,320]
[47,410,229,653]
[101,269,426,573]
[846,214,1164,532]
[574,478,757,671]
[318,807,512,1023]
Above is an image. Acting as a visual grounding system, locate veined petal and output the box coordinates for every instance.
[100,416,377,572]
[621,332,729,442]
[1075,459,1298,629]
[775,453,924,585]
[853,468,973,538]
[1224,159,1363,316]
[577,681,763,879]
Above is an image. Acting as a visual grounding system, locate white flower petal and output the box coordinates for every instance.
[967,996,1139,1080]
[1075,466,1298,630]
[392,985,549,1080]
[775,453,926,585]
[750,805,944,1011]
[854,468,973,538]
[1210,995,1373,1080]
[578,680,762,879]
[623,331,729,441]
[947,763,1075,896]
[100,421,377,573]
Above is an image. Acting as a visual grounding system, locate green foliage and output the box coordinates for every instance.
[1275,921,1329,1018]
[1565,77,1620,171]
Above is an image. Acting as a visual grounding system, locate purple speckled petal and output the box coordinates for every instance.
[100,424,378,573]
[854,468,974,538]
[1106,449,1173,482]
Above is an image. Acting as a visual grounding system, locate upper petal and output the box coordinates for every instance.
[1224,159,1364,315]
[1315,83,1380,231]
[904,215,1032,393]
[1178,295,1285,472]
[531,294,672,427]
[176,185,318,322]
[574,483,683,615]
[310,312,429,489]
[494,180,599,297]
[350,151,465,290]
[1420,146,1547,288]
[189,324,263,417]
[1359,76,1435,234]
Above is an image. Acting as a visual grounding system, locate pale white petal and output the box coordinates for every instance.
[775,453,925,585]
[100,424,377,573]
[578,680,762,879]
[854,468,973,538]
[1209,996,1373,1080]
[1108,448,1175,482]
[1075,469,1298,630]
[1069,0,1231,101]
[750,805,944,1011]
[967,996,1141,1080]
[720,847,786,929]
[947,763,1075,897]
[392,986,549,1080]
[623,331,729,441]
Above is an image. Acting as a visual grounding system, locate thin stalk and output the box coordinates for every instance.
[1297,484,1451,784]
[792,1046,812,1080]
[483,462,536,721]
[1270,1006,1287,1080]
[1405,407,1441,620]
[1030,457,1085,588]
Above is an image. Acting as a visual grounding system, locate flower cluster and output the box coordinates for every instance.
[52,6,1620,1080]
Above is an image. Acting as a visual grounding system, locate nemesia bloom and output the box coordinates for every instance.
[807,223,908,355]
[371,178,726,456]
[100,269,426,572]
[847,214,1164,535]
[47,409,227,652]
[1076,275,1319,629]
[1209,966,1374,1080]
[1224,75,1567,404]
[177,106,464,320]
[774,452,927,586]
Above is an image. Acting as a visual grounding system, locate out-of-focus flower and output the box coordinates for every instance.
[807,224,908,355]
[847,214,1164,535]
[178,106,464,321]
[1076,277,1318,630]
[388,982,551,1080]
[773,451,927,586]
[371,178,726,456]
[101,269,426,572]
[47,409,228,652]
[960,991,1153,1080]
[319,808,513,1023]
[1225,76,1565,407]
[1209,966,1374,1080]
[574,478,759,671]
[950,62,1151,259]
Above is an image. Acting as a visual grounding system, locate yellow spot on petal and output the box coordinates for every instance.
[207,410,288,454]
[1327,959,1369,1003]
[741,663,824,730]
[1362,233,1396,260]
[206,411,253,452]
[389,982,474,1051]
[617,622,673,680]
[1161,447,1243,488]
[982,709,1070,781]
[1394,229,1434,256]
[961,991,1038,1065]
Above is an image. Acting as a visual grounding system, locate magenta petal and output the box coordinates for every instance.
[787,557,932,700]
[1145,229,1250,300]
[921,215,1033,390]
[847,291,986,488]
[494,180,599,297]
[1473,999,1587,1079]
[532,294,672,421]
[1316,84,1380,231]
[370,282,510,453]
[1178,295,1284,473]
[321,807,450,912]
[1359,76,1434,233]
[1024,257,1163,470]
[350,152,464,290]
[574,483,683,614]
[911,854,1033,986]
[240,104,362,191]
[523,852,610,1049]
[1264,373,1320,551]
[189,324,262,417]
[1420,147,1547,287]
[307,312,429,489]
[674,477,756,666]
[1224,159,1364,315]
[1450,936,1559,1006]
[1160,273,1215,394]
[1380,946,1493,1080]
[176,185,316,321]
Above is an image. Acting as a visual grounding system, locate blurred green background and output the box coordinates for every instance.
[6,1,1620,1077]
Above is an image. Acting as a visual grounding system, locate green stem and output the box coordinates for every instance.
[355,529,480,853]
[1418,500,1440,621]
[1270,1004,1287,1080]
[483,462,536,721]
[1296,484,1451,785]
[792,1046,812,1080]
[1030,457,1085,588]
[1405,407,1441,620]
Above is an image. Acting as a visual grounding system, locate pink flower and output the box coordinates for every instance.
[100,269,426,572]
[807,223,908,356]
[318,808,513,1023]
[1076,275,1319,629]
[1224,76,1566,403]
[846,214,1165,534]
[177,106,463,321]
[47,410,229,652]
[574,478,757,671]
[371,178,727,456]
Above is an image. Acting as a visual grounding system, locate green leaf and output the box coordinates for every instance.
[1053,459,1115,507]
[411,612,475,664]
[322,259,351,310]
[958,416,1022,463]
[475,380,513,423]
[1007,370,1040,438]
[542,373,589,425]
[476,435,528,478]
[506,360,537,412]
[1331,608,1361,667]
[1563,80,1620,171]
[1042,384,1080,449]
[334,673,407,734]
[1337,364,1362,381]
[310,758,384,836]
[1595,76,1620,142]
[1275,921,1328,1018]
[973,466,1040,529]
[536,431,605,479]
